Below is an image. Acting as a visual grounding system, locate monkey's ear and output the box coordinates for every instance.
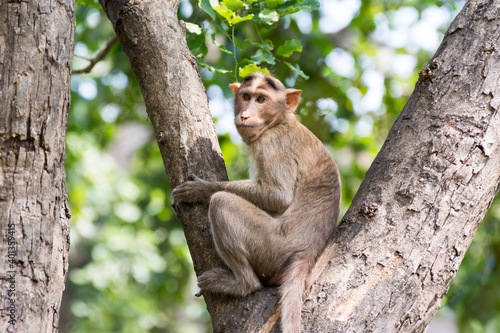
[229,83,241,95]
[285,89,302,113]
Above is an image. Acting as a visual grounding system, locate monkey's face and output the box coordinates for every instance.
[229,73,302,144]
[231,75,288,144]
[234,90,286,143]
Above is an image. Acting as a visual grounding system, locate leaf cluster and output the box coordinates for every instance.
[186,0,318,79]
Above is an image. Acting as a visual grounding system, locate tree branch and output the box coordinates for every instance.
[72,35,118,74]
[302,1,500,331]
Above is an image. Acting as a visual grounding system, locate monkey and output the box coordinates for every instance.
[172,72,341,333]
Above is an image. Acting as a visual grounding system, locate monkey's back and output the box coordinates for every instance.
[278,118,341,258]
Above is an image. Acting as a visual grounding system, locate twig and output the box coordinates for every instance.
[72,35,119,74]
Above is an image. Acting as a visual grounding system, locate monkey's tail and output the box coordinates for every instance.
[279,259,309,333]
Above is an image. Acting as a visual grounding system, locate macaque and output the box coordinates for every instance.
[172,72,341,333]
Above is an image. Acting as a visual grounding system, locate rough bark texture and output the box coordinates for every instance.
[101,0,500,332]
[0,0,74,332]
[300,1,500,331]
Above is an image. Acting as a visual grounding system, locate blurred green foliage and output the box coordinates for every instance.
[63,1,500,332]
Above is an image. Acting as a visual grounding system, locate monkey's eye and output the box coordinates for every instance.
[257,96,265,103]
[243,94,251,101]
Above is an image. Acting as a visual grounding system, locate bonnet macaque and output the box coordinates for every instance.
[172,73,341,333]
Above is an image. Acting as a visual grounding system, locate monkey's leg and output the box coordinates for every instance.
[202,191,283,296]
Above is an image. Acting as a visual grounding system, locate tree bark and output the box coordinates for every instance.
[100,0,500,332]
[0,0,74,332]
[301,1,500,331]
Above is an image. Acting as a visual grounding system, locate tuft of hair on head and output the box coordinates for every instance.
[241,74,257,85]
[241,72,286,91]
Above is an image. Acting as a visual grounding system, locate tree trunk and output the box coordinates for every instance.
[300,1,500,331]
[100,0,500,332]
[0,0,74,332]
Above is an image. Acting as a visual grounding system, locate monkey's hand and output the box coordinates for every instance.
[196,268,237,297]
[172,174,223,204]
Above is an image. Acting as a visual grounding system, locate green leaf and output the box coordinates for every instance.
[239,64,270,78]
[299,0,321,10]
[236,39,274,51]
[258,9,279,25]
[213,17,230,32]
[265,0,285,9]
[213,4,253,25]
[276,39,302,57]
[76,0,101,8]
[187,34,208,61]
[221,0,244,11]
[284,62,309,79]
[251,49,276,65]
[211,34,233,56]
[199,0,217,19]
[185,23,203,35]
[231,14,254,25]
[200,63,232,74]
[213,6,235,24]
[276,0,320,14]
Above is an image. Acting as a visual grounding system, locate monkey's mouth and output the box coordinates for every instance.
[236,125,257,128]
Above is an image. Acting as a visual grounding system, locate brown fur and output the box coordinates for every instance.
[172,73,341,333]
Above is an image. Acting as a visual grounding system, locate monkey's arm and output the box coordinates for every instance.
[223,179,294,215]
[172,175,294,215]
[224,149,299,215]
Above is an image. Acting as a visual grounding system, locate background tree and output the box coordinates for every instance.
[62,0,500,332]
[0,0,74,332]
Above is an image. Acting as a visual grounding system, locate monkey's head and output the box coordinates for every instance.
[230,73,301,144]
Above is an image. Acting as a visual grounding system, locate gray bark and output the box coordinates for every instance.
[100,0,500,332]
[302,1,500,331]
[0,0,74,332]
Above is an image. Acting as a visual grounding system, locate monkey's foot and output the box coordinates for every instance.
[198,267,262,296]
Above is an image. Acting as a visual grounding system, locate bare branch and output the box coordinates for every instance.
[72,35,119,74]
